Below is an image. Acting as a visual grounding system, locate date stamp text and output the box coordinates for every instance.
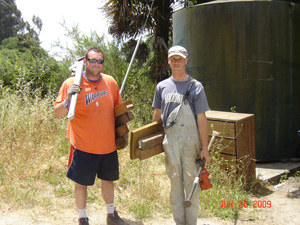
[219,200,272,208]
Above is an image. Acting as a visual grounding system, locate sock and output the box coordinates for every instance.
[77,208,87,218]
[106,203,115,214]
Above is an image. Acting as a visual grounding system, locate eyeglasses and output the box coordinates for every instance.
[87,58,104,64]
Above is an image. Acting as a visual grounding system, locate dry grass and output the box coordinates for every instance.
[0,85,71,213]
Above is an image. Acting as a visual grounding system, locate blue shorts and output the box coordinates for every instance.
[67,148,119,186]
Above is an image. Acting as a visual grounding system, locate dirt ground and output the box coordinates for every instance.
[1,176,299,225]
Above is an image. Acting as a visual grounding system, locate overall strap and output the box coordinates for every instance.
[164,80,196,129]
[184,79,196,103]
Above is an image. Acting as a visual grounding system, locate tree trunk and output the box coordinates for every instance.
[151,0,173,82]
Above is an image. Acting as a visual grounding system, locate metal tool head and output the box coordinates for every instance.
[195,158,205,166]
[184,200,192,208]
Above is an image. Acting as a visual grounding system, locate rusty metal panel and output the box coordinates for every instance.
[173,1,300,161]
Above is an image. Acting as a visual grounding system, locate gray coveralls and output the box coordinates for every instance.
[163,82,201,225]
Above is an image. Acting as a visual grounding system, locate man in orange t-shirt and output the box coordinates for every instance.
[54,47,128,225]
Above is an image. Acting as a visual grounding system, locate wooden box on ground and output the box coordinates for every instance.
[206,110,256,182]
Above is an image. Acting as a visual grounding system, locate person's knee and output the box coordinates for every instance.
[75,183,87,191]
[101,180,114,187]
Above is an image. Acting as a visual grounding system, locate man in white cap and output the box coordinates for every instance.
[152,45,210,225]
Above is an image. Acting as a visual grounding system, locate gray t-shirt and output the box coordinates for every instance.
[152,76,209,127]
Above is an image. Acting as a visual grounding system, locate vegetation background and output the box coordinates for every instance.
[1,0,299,224]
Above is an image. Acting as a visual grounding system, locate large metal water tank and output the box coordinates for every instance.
[173,0,300,161]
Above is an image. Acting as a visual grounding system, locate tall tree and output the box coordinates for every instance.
[0,0,25,43]
[102,0,172,82]
[0,0,43,44]
[102,0,213,82]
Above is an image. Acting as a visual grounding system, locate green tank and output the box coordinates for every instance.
[173,0,300,161]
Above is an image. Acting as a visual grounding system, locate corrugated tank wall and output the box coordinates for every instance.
[173,0,300,161]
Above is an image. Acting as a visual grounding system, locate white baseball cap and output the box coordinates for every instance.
[168,45,188,58]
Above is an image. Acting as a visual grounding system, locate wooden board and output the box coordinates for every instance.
[136,145,164,160]
[114,100,134,117]
[209,136,236,155]
[235,115,256,181]
[115,124,129,137]
[206,110,254,122]
[115,111,134,127]
[114,100,133,150]
[208,121,235,139]
[138,131,164,151]
[116,136,127,149]
[130,121,164,160]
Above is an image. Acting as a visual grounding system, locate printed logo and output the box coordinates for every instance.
[85,90,108,106]
[164,92,183,104]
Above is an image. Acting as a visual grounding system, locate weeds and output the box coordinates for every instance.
[294,170,300,181]
[199,149,251,220]
[279,171,289,183]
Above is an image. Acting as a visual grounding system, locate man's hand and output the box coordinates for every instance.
[67,84,82,98]
[201,149,211,164]
[63,84,82,109]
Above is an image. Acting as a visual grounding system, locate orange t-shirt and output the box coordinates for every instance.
[55,73,122,154]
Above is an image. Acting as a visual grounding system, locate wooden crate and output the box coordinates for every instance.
[206,110,256,182]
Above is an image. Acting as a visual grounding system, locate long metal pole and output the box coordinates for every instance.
[120,37,142,95]
[119,0,154,95]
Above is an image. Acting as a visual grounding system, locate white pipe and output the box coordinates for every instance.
[67,59,84,120]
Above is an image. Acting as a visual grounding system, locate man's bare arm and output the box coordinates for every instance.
[54,103,68,118]
[152,109,162,122]
[197,112,211,164]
